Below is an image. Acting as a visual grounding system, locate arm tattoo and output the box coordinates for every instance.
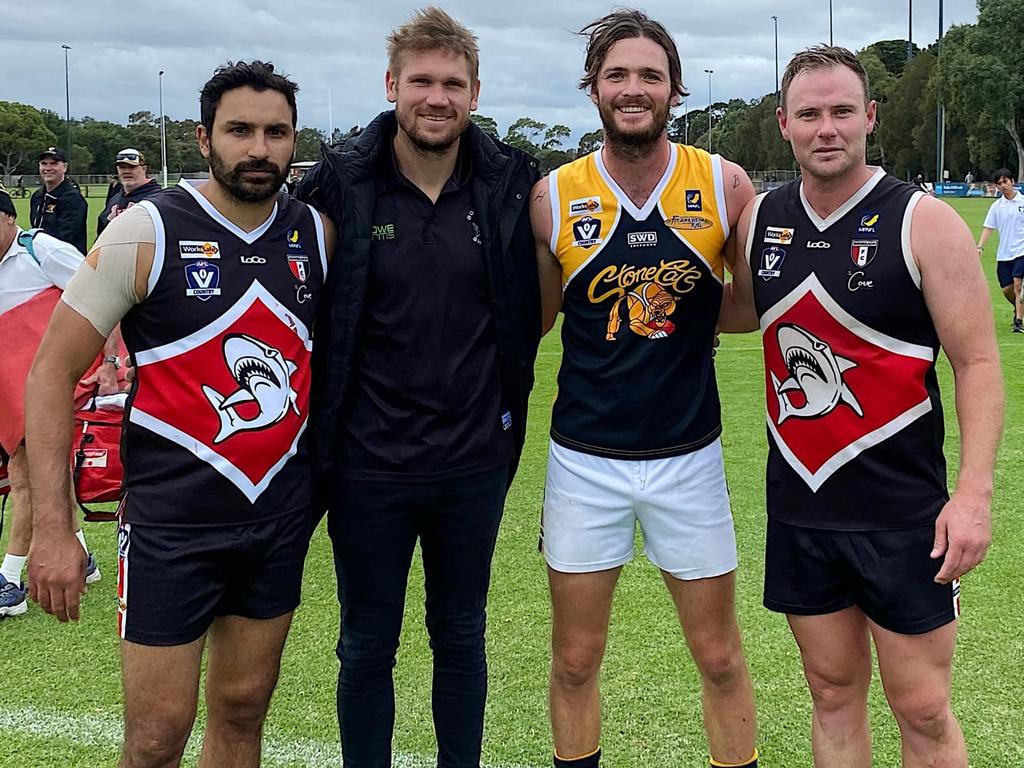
[732,174,741,189]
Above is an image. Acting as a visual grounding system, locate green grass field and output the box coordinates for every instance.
[2,196,1022,766]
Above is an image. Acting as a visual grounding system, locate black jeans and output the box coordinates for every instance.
[327,466,509,768]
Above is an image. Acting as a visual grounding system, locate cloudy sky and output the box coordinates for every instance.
[7,0,978,142]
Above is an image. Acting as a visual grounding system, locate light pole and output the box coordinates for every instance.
[61,44,72,167]
[908,0,913,62]
[683,99,689,145]
[771,15,780,103]
[704,69,714,154]
[935,0,945,185]
[159,70,168,188]
[829,0,834,44]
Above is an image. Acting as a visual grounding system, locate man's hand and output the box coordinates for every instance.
[81,361,120,395]
[930,490,992,584]
[28,528,88,622]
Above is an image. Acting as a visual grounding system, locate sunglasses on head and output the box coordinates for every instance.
[117,152,140,162]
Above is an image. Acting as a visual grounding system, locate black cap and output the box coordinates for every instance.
[39,147,68,162]
[0,184,15,217]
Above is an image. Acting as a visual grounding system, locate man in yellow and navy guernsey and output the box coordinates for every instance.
[531,10,758,768]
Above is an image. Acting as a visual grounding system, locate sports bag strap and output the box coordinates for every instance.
[17,229,44,265]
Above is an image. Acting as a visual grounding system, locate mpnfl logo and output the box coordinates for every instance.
[627,231,658,247]
[685,190,703,211]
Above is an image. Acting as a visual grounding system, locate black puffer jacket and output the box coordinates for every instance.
[296,111,541,498]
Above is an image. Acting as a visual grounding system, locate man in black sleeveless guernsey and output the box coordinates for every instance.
[295,9,540,768]
[25,62,335,768]
[532,11,758,768]
[720,47,1002,767]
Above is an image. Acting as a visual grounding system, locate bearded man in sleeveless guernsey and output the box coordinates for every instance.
[25,62,336,768]
[532,11,759,768]
[720,47,1001,767]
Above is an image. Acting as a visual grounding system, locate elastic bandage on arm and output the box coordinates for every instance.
[60,205,155,338]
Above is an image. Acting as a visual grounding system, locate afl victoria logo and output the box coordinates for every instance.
[572,216,603,248]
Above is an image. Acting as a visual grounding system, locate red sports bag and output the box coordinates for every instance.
[72,393,128,522]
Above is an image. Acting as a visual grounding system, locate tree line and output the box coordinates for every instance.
[2,0,1019,182]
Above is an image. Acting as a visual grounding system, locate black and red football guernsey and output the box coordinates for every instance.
[748,168,948,531]
[120,180,327,526]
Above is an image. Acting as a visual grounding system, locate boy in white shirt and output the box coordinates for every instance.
[978,168,1024,332]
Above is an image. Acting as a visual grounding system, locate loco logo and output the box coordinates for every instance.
[761,274,935,491]
[128,281,312,502]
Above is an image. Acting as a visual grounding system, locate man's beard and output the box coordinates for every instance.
[208,141,289,204]
[599,97,670,159]
[397,109,469,154]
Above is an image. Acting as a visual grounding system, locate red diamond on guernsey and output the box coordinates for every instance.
[761,274,935,491]
[128,281,312,502]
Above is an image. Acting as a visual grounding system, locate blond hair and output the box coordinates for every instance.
[387,7,480,81]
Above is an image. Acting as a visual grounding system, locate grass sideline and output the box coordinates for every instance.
[3,196,1022,766]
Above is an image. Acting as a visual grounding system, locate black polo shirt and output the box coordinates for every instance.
[339,139,513,481]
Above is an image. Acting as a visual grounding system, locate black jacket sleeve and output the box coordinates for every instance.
[54,189,88,254]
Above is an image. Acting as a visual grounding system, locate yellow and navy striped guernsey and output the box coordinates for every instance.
[548,144,729,459]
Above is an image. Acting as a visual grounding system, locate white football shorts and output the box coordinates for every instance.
[541,438,737,580]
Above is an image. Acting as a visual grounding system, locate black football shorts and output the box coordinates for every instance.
[116,510,312,645]
[764,517,960,634]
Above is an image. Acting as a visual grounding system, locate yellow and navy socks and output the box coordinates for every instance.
[710,748,758,768]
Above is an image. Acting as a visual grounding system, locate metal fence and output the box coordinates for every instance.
[2,173,209,198]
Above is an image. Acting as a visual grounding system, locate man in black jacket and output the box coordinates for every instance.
[30,147,87,254]
[296,8,540,767]
[96,148,163,237]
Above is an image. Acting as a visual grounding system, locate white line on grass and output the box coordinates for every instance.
[0,706,541,768]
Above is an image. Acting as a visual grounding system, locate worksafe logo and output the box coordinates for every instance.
[764,227,794,245]
[569,197,602,216]
[179,241,221,259]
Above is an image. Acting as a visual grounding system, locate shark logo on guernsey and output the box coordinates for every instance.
[771,324,863,424]
[201,334,301,444]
